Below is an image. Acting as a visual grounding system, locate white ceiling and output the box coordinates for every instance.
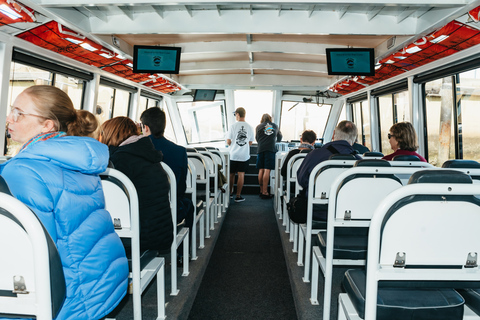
[15,0,480,95]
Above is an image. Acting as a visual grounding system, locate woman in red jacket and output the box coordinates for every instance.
[382,122,427,162]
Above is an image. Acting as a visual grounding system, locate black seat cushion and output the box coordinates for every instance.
[363,151,384,157]
[409,169,472,184]
[458,289,480,316]
[354,159,390,167]
[343,269,464,320]
[329,153,357,160]
[318,228,368,260]
[392,155,421,161]
[442,159,480,169]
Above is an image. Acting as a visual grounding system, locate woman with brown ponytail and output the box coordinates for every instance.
[0,85,128,320]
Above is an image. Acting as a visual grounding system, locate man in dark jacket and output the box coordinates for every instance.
[140,107,193,228]
[297,120,361,190]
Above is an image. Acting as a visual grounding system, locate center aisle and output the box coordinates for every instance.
[188,195,297,319]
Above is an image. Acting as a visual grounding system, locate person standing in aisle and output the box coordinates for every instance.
[226,107,254,202]
[256,113,282,199]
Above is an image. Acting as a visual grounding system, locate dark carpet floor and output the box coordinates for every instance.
[188,195,297,319]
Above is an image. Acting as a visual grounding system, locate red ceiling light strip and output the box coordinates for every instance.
[330,8,480,96]
[15,21,180,93]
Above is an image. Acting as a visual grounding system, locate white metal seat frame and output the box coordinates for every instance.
[313,166,426,320]
[275,151,287,217]
[100,168,166,319]
[207,149,229,215]
[160,162,190,296]
[338,178,480,320]
[0,192,65,320]
[199,150,222,224]
[188,152,215,238]
[186,159,205,260]
[282,153,307,251]
[299,159,357,282]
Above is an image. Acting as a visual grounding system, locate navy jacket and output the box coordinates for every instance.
[149,136,187,198]
[297,140,360,190]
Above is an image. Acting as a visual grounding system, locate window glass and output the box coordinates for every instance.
[280,101,331,141]
[378,95,394,155]
[394,90,410,123]
[177,100,226,144]
[162,101,177,143]
[112,89,130,118]
[147,98,158,109]
[457,68,480,162]
[234,90,273,130]
[353,102,363,144]
[8,62,53,114]
[54,74,84,110]
[137,96,148,122]
[425,76,455,166]
[97,85,114,125]
[361,101,371,150]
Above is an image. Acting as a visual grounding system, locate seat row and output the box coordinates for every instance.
[274,150,480,319]
[0,147,230,320]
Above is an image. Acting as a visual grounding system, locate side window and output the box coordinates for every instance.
[377,94,394,154]
[456,68,480,162]
[377,89,409,154]
[352,101,371,150]
[424,77,456,166]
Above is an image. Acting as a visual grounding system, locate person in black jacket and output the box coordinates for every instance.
[100,116,173,254]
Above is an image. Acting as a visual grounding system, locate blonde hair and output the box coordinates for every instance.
[75,110,99,138]
[100,116,139,147]
[23,85,80,135]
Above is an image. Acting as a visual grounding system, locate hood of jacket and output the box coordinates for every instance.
[109,135,163,164]
[11,136,109,174]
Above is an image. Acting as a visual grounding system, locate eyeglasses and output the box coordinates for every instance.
[233,112,236,116]
[9,107,45,123]
[387,133,394,139]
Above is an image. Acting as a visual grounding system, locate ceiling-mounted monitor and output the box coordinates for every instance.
[133,45,181,74]
[326,48,375,76]
[194,89,217,101]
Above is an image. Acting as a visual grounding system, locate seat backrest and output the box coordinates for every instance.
[287,153,307,181]
[0,180,66,319]
[188,152,208,181]
[388,160,433,184]
[333,166,411,220]
[186,159,196,195]
[100,173,132,230]
[363,169,480,319]
[160,162,178,231]
[310,159,357,199]
[377,170,480,267]
[199,151,217,175]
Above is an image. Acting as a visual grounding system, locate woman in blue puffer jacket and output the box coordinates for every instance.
[1,85,128,320]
